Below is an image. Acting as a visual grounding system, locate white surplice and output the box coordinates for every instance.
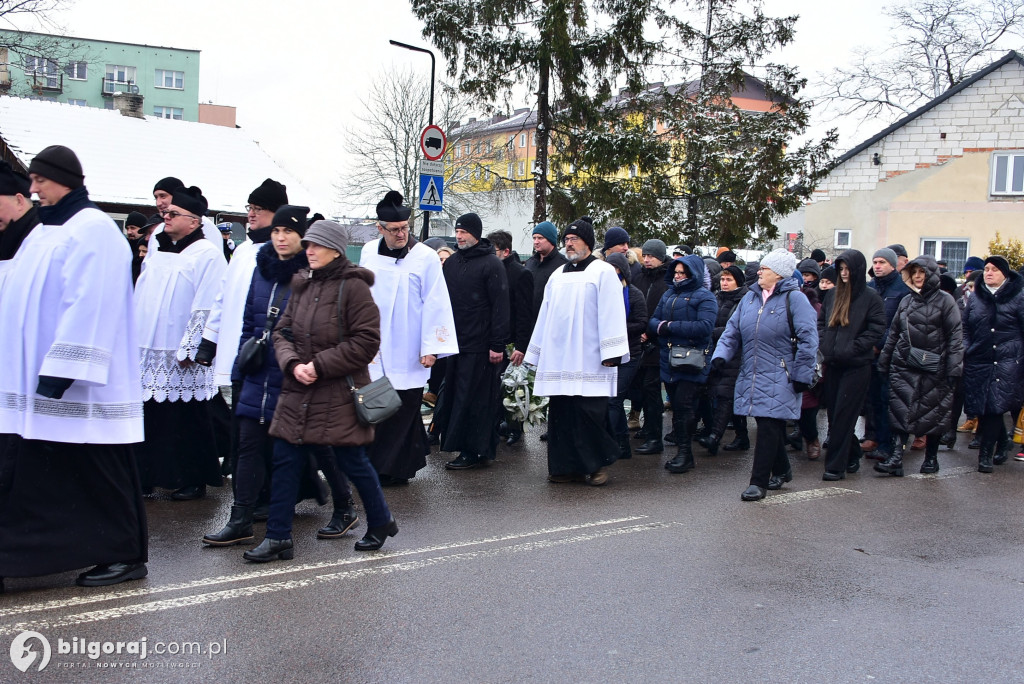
[360,239,459,390]
[201,238,261,386]
[524,258,629,397]
[134,234,227,402]
[0,208,143,443]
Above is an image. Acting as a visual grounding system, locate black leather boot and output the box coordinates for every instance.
[723,429,750,451]
[242,537,294,562]
[317,499,359,539]
[786,429,803,451]
[666,419,695,473]
[874,434,905,477]
[635,438,664,455]
[994,429,1009,465]
[617,434,632,460]
[920,438,939,474]
[978,442,995,473]
[202,504,254,546]
[697,432,720,456]
[354,516,399,551]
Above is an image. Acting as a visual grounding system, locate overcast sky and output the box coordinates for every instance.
[19,0,895,215]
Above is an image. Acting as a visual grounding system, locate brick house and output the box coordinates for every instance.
[799,50,1024,274]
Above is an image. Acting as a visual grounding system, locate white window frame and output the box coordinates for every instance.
[25,55,59,88]
[155,69,184,90]
[517,160,526,177]
[67,98,87,106]
[629,164,638,178]
[104,64,136,93]
[486,141,493,154]
[519,133,527,148]
[990,151,1024,196]
[834,229,851,249]
[154,106,183,120]
[64,61,87,80]
[507,162,514,178]
[454,145,461,159]
[921,238,969,274]
[531,131,537,147]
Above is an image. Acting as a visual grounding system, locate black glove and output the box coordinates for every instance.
[601,356,622,368]
[711,357,726,373]
[36,375,73,399]
[793,381,811,393]
[194,338,217,367]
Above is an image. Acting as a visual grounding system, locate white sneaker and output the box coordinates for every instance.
[1014,453,1024,462]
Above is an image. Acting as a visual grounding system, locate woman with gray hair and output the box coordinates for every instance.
[244,220,398,561]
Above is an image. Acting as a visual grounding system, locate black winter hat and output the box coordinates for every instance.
[886,243,908,259]
[142,213,163,230]
[984,255,1012,279]
[820,265,837,284]
[602,226,629,252]
[376,190,412,223]
[810,248,827,263]
[722,264,745,287]
[939,273,958,296]
[565,216,595,250]
[272,204,310,236]
[125,211,148,229]
[28,145,84,189]
[248,178,288,212]
[153,176,184,195]
[716,250,737,264]
[454,212,483,239]
[0,160,30,196]
[171,186,208,217]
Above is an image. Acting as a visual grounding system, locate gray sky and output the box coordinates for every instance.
[21,0,893,215]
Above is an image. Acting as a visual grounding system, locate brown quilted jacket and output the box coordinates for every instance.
[269,257,380,446]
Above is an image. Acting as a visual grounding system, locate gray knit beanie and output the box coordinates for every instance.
[760,248,798,278]
[641,239,667,263]
[873,248,898,270]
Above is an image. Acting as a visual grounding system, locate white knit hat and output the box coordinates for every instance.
[760,248,798,278]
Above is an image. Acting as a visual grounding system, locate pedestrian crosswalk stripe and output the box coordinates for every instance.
[760,487,861,505]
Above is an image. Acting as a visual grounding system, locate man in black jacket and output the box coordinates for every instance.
[0,161,40,261]
[436,213,510,469]
[634,239,670,454]
[524,220,567,319]
[488,230,535,446]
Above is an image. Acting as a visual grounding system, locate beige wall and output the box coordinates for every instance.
[804,152,1024,260]
[199,104,236,128]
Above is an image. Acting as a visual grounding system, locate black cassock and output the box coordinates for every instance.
[0,436,148,577]
[368,387,429,480]
[137,399,223,490]
[434,352,501,460]
[546,396,619,476]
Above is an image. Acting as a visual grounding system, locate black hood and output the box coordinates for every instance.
[834,249,868,299]
[256,240,309,284]
[903,254,941,298]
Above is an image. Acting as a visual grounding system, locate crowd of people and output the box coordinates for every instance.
[1,143,1023,593]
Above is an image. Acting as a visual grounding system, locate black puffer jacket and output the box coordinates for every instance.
[635,262,668,366]
[442,238,510,354]
[709,284,747,397]
[818,249,886,368]
[963,268,1024,416]
[878,256,963,435]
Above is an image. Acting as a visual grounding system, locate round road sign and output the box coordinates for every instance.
[420,125,447,161]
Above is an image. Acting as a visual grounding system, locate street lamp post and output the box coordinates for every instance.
[390,39,436,242]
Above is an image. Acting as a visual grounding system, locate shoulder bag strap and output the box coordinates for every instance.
[336,280,357,392]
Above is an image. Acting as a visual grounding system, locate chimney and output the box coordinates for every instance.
[112,91,145,119]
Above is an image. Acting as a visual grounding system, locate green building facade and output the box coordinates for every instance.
[0,31,200,121]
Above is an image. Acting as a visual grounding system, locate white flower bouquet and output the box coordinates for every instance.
[501,349,548,426]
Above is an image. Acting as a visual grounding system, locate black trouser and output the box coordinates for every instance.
[709,395,734,439]
[750,417,790,489]
[978,414,1008,449]
[950,376,966,433]
[894,431,940,458]
[823,364,872,475]
[665,380,697,442]
[639,365,664,438]
[798,406,819,442]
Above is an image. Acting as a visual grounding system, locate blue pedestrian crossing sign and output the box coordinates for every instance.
[418,159,444,211]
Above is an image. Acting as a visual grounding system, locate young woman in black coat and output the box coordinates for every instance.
[699,264,748,455]
[817,249,886,480]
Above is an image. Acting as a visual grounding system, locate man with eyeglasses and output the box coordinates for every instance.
[358,190,457,485]
[145,176,223,257]
[434,212,510,470]
[133,186,227,501]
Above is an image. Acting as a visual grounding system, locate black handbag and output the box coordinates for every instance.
[906,345,940,373]
[237,283,289,377]
[668,344,707,371]
[337,281,403,426]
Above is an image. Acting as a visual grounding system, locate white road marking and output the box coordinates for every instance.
[0,521,678,635]
[760,487,861,505]
[906,465,976,480]
[0,516,648,619]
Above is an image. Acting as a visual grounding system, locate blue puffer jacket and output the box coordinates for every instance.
[711,274,819,420]
[963,269,1024,416]
[234,242,309,423]
[648,255,718,384]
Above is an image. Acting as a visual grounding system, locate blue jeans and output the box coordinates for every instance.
[267,440,391,540]
[608,358,640,439]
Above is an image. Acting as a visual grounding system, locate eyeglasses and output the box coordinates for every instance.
[160,210,199,221]
[564,236,584,244]
[380,222,409,235]
[245,204,269,213]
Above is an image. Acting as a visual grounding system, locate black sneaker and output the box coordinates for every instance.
[445,452,482,470]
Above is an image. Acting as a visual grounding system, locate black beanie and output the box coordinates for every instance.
[376,190,412,222]
[716,250,737,264]
[272,204,310,236]
[939,273,958,296]
[985,255,1012,279]
[565,216,595,250]
[171,186,208,217]
[125,211,148,229]
[811,248,827,263]
[722,264,745,287]
[820,265,837,283]
[153,176,184,195]
[454,212,483,239]
[248,178,288,212]
[28,145,84,189]
[0,160,30,196]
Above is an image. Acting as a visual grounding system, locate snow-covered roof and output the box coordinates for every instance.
[0,96,326,214]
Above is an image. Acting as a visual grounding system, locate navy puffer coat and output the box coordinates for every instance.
[712,275,818,420]
[878,255,963,435]
[962,268,1024,416]
[234,242,308,423]
[648,255,718,384]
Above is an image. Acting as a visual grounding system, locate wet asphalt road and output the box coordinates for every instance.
[4,422,1024,683]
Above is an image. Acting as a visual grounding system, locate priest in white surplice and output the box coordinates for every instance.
[134,186,227,501]
[524,218,629,486]
[0,145,148,589]
[359,191,458,485]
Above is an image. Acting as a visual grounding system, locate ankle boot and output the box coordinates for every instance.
[874,435,905,477]
[697,432,719,456]
[666,420,695,473]
[978,442,995,473]
[806,439,821,460]
[994,429,1009,465]
[202,504,254,546]
[317,499,359,539]
[635,437,664,455]
[920,440,940,474]
[617,434,632,460]
[723,433,750,451]
[242,537,294,562]
[786,429,802,451]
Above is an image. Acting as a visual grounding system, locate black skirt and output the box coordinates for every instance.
[0,435,148,577]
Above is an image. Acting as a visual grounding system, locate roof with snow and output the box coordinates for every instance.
[0,96,326,214]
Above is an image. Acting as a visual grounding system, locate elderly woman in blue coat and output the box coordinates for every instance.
[648,254,718,474]
[711,249,819,501]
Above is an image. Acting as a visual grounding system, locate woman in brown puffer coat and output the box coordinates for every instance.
[876,255,963,476]
[244,220,398,562]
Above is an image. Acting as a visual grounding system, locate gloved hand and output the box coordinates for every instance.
[36,375,73,399]
[194,338,217,367]
[793,381,811,393]
[711,357,726,373]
